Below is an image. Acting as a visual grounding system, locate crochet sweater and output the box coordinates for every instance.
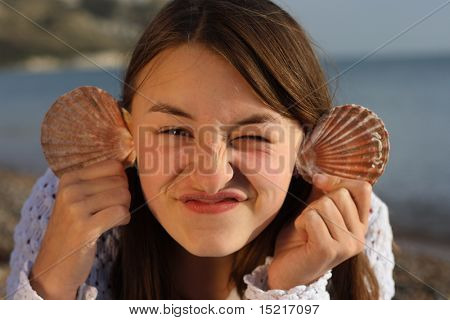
[6,168,395,300]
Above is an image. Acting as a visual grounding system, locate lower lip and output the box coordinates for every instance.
[182,199,241,214]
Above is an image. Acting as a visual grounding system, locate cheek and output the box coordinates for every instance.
[138,174,163,205]
[240,149,295,215]
[138,173,174,225]
[254,173,290,196]
[235,146,293,182]
[136,132,191,176]
[246,170,291,217]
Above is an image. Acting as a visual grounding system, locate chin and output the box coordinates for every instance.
[183,239,240,257]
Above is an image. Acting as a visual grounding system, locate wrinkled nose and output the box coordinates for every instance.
[189,130,233,194]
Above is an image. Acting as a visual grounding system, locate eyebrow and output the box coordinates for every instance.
[146,102,281,127]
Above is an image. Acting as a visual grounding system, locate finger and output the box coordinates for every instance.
[70,175,129,197]
[309,196,349,242]
[89,205,131,234]
[59,160,127,187]
[337,180,371,227]
[312,173,342,191]
[71,187,131,217]
[307,173,343,203]
[296,209,334,245]
[312,173,371,227]
[324,188,361,234]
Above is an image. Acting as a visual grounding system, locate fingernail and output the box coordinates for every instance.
[313,173,326,184]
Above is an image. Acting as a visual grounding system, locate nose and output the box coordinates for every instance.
[188,129,234,194]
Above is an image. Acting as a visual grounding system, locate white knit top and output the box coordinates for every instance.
[6,168,395,300]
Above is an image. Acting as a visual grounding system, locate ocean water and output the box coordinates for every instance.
[328,56,450,241]
[0,56,449,240]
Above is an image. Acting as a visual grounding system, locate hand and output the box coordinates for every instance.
[29,160,131,299]
[267,173,371,290]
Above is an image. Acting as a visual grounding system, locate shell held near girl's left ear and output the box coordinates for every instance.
[40,86,390,185]
[295,104,389,185]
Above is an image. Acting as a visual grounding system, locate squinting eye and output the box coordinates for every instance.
[159,127,192,137]
[235,135,270,143]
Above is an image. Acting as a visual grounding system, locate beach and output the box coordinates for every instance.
[0,168,448,300]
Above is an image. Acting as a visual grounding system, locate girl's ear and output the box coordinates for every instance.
[293,122,311,179]
[121,107,133,133]
[293,158,301,177]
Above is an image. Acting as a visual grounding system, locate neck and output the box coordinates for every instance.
[169,242,236,300]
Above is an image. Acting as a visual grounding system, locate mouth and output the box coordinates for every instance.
[181,198,242,214]
[185,198,239,204]
[178,190,247,214]
[179,191,247,203]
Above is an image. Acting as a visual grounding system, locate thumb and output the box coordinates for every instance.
[312,173,342,192]
[306,173,342,203]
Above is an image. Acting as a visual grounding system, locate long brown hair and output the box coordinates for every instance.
[111,0,380,299]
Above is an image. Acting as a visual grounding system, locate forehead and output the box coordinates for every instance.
[132,44,283,124]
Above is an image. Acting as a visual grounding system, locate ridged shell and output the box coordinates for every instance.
[296,104,390,185]
[41,86,136,178]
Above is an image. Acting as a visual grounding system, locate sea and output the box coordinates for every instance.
[1,56,449,241]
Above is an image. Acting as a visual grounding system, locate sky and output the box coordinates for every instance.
[273,0,450,59]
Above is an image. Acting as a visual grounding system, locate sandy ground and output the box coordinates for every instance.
[0,169,448,300]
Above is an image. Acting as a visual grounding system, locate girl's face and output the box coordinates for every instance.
[130,44,304,257]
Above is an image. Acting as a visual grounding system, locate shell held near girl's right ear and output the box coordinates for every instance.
[40,87,389,184]
[40,86,136,178]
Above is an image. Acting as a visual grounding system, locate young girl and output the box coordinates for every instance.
[6,0,395,300]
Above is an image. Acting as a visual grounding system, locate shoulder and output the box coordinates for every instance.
[7,167,120,299]
[366,191,396,299]
[368,191,390,229]
[6,168,60,298]
[28,167,60,203]
[9,168,59,248]
[13,168,59,233]
[38,167,59,190]
[365,191,394,265]
[18,168,59,226]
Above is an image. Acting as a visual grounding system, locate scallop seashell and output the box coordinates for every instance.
[41,86,136,178]
[296,104,390,185]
